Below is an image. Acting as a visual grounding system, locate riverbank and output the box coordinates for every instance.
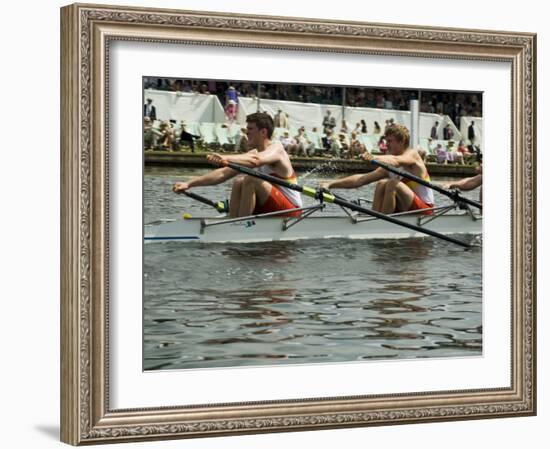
[144,150,479,176]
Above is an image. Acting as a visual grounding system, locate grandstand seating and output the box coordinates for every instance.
[184,122,201,137]
[272,127,287,140]
[289,125,299,138]
[147,118,476,163]
[227,123,241,141]
[417,138,457,154]
[215,125,231,146]
[305,130,323,150]
[358,134,374,152]
[199,123,218,144]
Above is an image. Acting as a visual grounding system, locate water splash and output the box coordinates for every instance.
[299,158,341,181]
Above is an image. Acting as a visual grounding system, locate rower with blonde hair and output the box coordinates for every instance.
[321,123,434,215]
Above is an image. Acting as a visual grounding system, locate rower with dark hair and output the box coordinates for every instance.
[321,123,434,215]
[172,112,302,218]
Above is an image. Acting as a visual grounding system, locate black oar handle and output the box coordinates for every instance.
[182,191,227,212]
[182,190,216,207]
[369,158,482,210]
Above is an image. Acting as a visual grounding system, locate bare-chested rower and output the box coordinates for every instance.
[172,112,302,218]
[321,123,434,215]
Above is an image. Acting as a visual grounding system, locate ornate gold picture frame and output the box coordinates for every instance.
[61,3,536,445]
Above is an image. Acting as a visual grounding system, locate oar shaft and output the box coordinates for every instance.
[331,196,471,248]
[226,162,332,202]
[369,158,482,210]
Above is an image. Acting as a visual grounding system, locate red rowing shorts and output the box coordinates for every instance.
[409,193,434,215]
[254,186,301,217]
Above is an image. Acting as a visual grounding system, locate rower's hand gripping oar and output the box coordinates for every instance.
[366,156,482,211]
[220,161,473,248]
[179,190,229,213]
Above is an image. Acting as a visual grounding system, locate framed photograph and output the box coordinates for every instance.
[61,3,536,445]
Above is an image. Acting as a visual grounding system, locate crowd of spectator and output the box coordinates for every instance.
[144,114,481,166]
[144,78,483,164]
[344,87,418,111]
[420,91,482,126]
[143,77,482,126]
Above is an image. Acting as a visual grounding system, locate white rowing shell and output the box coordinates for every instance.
[144,213,482,244]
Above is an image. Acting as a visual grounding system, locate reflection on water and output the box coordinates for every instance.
[143,169,482,371]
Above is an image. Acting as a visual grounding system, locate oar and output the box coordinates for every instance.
[367,157,482,210]
[222,162,473,248]
[180,190,228,213]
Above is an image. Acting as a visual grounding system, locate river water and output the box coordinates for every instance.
[143,166,482,370]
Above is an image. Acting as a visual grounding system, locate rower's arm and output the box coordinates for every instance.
[374,152,418,168]
[218,141,285,167]
[327,167,386,189]
[215,150,261,167]
[444,174,482,191]
[186,167,238,188]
